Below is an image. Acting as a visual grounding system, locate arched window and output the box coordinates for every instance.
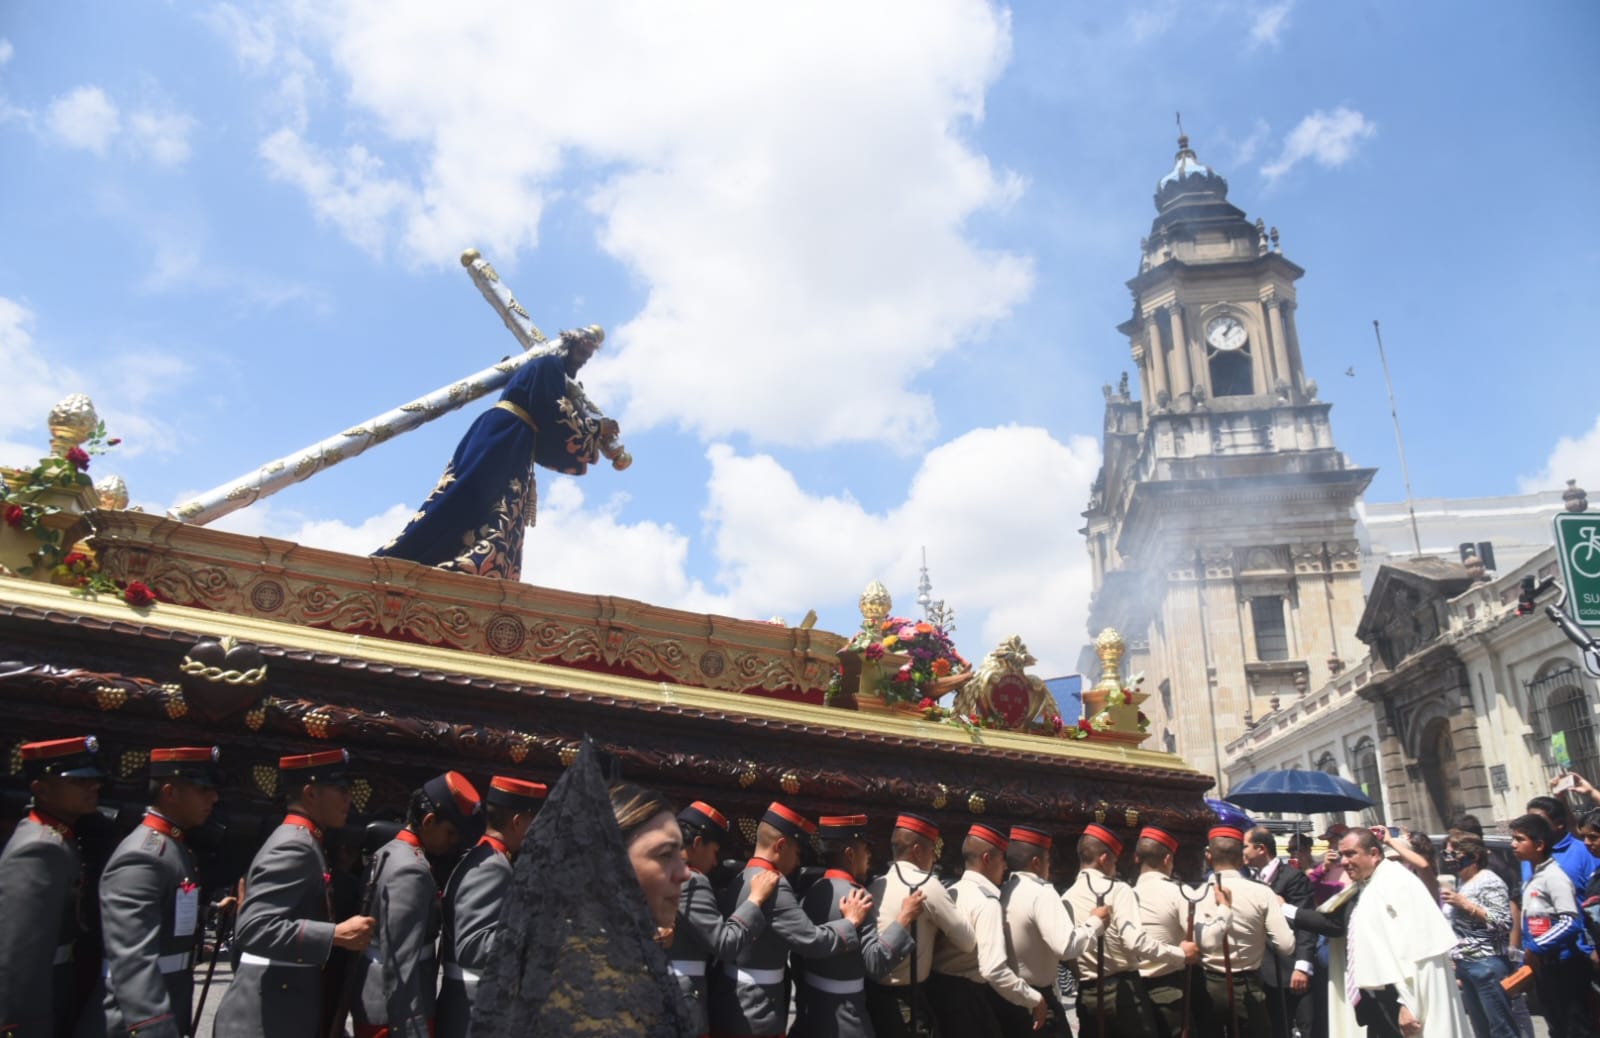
[1529,661,1600,781]
[1350,737,1384,826]
[1315,751,1339,776]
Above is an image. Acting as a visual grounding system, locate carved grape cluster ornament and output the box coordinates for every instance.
[303,709,333,739]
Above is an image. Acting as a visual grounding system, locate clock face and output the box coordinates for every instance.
[1206,315,1248,351]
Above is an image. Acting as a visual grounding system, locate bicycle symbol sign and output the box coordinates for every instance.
[1554,513,1600,628]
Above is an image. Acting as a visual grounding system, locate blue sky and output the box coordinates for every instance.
[2,1,1597,674]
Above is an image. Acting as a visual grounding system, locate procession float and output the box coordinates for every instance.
[0,251,1213,884]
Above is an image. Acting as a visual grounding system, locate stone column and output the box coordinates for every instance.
[1248,316,1270,397]
[1143,311,1169,408]
[1265,296,1293,397]
[1132,342,1153,416]
[1283,301,1306,388]
[1166,304,1193,400]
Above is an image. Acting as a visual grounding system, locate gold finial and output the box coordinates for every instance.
[48,393,98,458]
[460,248,481,267]
[96,475,129,510]
[1092,627,1126,694]
[584,324,605,343]
[859,580,892,628]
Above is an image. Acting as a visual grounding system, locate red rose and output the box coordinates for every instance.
[3,504,22,528]
[66,446,90,470]
[1077,718,1093,732]
[62,552,89,569]
[122,581,157,607]
[892,669,911,683]
[863,642,886,660]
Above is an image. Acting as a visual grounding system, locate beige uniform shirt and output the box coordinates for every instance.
[867,860,974,985]
[929,871,1041,1008]
[1134,870,1194,980]
[1001,872,1103,987]
[1192,868,1296,973]
[1062,870,1188,981]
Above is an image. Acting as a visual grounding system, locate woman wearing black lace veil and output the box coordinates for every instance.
[469,743,695,1037]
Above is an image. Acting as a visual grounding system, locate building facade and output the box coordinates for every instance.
[1082,137,1373,781]
[1226,541,1600,832]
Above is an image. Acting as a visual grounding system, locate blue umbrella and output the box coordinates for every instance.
[1226,769,1374,814]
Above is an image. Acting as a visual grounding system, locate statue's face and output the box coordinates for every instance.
[565,339,599,375]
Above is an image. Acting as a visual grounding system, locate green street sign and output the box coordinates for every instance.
[1554,512,1600,628]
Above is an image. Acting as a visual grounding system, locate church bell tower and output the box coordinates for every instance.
[1081,136,1375,780]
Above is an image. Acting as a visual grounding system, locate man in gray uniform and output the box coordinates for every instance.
[437,775,545,1038]
[709,801,871,1037]
[347,770,481,1038]
[77,746,221,1038]
[213,749,375,1038]
[0,735,105,1038]
[791,814,923,1038]
[670,800,777,1037]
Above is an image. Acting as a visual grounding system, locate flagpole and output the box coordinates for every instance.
[1372,320,1423,558]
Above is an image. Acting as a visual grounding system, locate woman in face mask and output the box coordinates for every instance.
[1440,835,1518,1038]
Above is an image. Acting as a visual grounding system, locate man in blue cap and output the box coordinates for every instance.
[0,735,106,1038]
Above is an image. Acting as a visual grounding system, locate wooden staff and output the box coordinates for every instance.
[1177,880,1210,1038]
[890,861,934,1037]
[1215,875,1236,1038]
[1084,870,1114,1038]
[189,899,235,1034]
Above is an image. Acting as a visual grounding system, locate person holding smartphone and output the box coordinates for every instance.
[1441,835,1517,1038]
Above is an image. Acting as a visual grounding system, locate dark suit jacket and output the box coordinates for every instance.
[1286,894,1353,938]
[1260,861,1317,987]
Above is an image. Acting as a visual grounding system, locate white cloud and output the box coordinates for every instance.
[129,109,196,166]
[238,2,1032,449]
[259,130,420,258]
[0,298,81,464]
[1231,118,1272,166]
[1519,414,1600,495]
[1128,1,1181,42]
[0,296,188,468]
[0,38,14,65]
[46,85,121,155]
[204,3,321,130]
[1261,106,1375,181]
[1249,1,1294,49]
[686,425,1102,673]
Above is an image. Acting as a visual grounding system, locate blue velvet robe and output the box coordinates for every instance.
[374,351,604,579]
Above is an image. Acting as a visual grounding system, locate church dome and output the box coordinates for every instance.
[1155,135,1229,212]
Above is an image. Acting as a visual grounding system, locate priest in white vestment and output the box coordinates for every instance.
[1340,830,1469,1037]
